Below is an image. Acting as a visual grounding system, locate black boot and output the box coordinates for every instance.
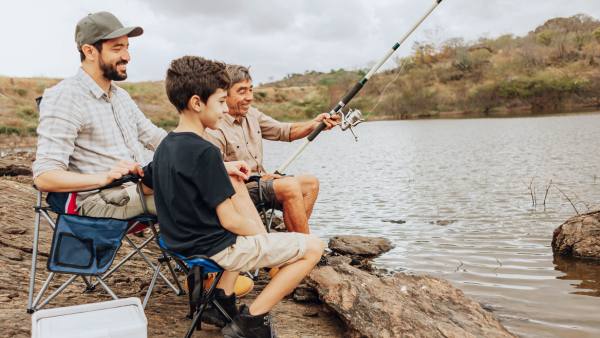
[201,288,238,328]
[222,304,277,338]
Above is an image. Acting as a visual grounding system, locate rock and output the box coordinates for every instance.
[3,226,26,235]
[328,235,394,257]
[0,247,23,261]
[552,210,600,259]
[308,260,514,338]
[0,164,31,177]
[292,284,320,303]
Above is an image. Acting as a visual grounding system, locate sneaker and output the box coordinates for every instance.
[201,288,238,328]
[222,304,278,338]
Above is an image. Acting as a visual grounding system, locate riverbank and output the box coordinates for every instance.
[0,152,514,337]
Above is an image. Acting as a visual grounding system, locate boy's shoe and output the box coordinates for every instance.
[201,288,238,328]
[222,304,278,338]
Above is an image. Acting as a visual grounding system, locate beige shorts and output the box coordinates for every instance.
[210,232,308,272]
[78,184,157,219]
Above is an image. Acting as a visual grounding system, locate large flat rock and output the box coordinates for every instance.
[308,260,514,338]
[329,235,394,257]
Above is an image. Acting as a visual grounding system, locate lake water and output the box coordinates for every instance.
[263,113,600,338]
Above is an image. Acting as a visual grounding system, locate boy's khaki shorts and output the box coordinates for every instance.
[210,232,308,272]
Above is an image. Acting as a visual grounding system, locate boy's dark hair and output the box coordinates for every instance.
[79,40,104,62]
[165,56,230,112]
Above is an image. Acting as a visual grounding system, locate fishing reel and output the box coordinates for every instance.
[339,108,364,141]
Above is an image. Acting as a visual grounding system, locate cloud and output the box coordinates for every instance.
[1,0,599,83]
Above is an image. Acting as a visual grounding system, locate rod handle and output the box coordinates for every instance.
[307,122,327,141]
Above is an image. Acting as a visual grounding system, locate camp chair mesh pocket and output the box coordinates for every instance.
[47,214,128,275]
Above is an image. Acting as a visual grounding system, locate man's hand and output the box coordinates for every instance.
[97,160,143,187]
[224,161,250,181]
[314,113,341,130]
[261,173,283,181]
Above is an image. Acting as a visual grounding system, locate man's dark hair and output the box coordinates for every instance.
[79,40,104,62]
[165,56,230,112]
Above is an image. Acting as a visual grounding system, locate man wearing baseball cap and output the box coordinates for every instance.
[33,11,257,302]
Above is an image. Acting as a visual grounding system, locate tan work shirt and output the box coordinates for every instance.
[205,107,292,175]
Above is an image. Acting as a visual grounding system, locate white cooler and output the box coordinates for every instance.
[31,298,147,338]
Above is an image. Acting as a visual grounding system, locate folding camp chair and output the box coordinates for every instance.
[144,236,229,338]
[27,175,183,313]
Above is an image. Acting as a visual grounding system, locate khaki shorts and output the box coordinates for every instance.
[210,232,308,272]
[246,179,282,211]
[78,184,157,219]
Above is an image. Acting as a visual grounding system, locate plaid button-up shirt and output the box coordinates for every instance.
[205,107,291,175]
[33,68,166,179]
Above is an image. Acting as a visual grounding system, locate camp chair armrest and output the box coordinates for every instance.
[99,174,142,191]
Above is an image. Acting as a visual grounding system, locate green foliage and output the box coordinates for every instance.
[14,88,28,97]
[593,27,600,43]
[155,118,178,130]
[0,125,22,135]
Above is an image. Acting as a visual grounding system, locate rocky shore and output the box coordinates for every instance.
[0,152,513,337]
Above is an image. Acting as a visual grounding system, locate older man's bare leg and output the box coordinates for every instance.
[296,175,319,219]
[229,177,267,234]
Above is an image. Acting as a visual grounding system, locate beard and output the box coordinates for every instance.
[99,57,128,81]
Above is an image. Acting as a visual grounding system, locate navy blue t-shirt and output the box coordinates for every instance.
[143,132,237,257]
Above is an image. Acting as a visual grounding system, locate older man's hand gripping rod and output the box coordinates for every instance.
[275,0,444,175]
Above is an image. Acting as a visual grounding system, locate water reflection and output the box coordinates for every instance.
[554,255,600,297]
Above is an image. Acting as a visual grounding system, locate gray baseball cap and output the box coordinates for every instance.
[75,11,143,49]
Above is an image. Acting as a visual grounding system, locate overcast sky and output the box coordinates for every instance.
[1,0,599,84]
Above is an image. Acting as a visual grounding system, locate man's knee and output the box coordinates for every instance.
[275,178,302,200]
[298,175,319,195]
[304,234,325,260]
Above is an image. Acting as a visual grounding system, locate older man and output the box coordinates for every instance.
[205,65,340,234]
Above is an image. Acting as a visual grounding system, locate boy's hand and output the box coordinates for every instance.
[224,161,250,181]
[98,160,143,187]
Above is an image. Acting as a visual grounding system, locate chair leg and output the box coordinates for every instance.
[37,274,78,310]
[185,270,223,337]
[27,200,42,313]
[125,236,182,294]
[96,277,118,300]
[89,235,154,290]
[163,255,184,295]
[30,272,55,311]
[143,260,163,308]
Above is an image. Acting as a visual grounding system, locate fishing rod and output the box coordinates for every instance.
[275,0,444,175]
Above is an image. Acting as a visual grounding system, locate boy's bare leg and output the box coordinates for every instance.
[229,177,266,234]
[217,270,241,295]
[248,235,324,315]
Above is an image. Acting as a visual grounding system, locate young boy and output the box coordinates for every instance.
[142,55,324,338]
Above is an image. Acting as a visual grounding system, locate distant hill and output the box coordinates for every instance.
[2,14,600,136]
